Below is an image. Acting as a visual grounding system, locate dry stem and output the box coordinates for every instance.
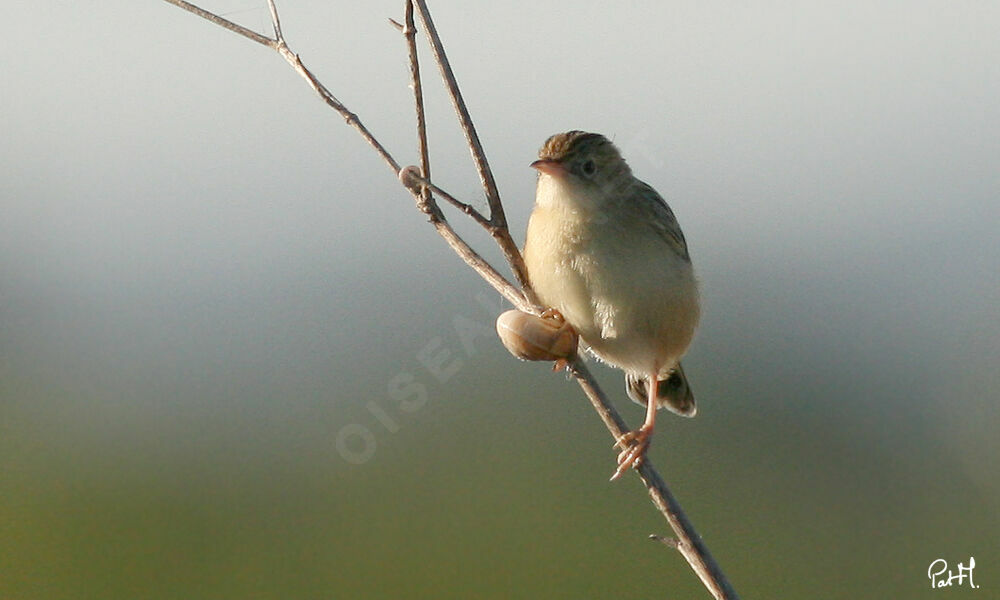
[158,2,738,598]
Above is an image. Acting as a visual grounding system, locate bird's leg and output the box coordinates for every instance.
[611,372,659,481]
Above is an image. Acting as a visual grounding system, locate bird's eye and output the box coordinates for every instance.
[581,159,596,176]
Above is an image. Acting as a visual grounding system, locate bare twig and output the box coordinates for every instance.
[273,43,400,175]
[401,1,431,208]
[164,0,525,309]
[395,2,491,227]
[402,171,492,229]
[637,459,738,599]
[411,0,534,297]
[265,0,283,41]
[162,0,276,47]
[566,363,737,599]
[650,534,681,549]
[394,0,523,306]
[408,1,501,218]
[398,168,530,312]
[164,0,399,174]
[159,2,738,598]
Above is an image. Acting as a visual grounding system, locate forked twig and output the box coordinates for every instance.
[160,0,526,311]
[411,0,534,297]
[158,2,738,598]
[162,0,399,174]
[395,2,431,210]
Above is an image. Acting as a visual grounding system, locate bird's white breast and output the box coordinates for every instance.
[524,174,700,378]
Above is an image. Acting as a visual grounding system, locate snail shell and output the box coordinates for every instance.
[495,309,578,361]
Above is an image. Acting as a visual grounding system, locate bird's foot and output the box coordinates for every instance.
[539,307,565,323]
[539,309,574,372]
[610,424,653,481]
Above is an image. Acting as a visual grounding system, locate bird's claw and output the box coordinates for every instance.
[610,425,653,481]
[539,309,574,372]
[539,307,565,322]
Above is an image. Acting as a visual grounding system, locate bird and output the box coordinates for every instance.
[523,130,700,480]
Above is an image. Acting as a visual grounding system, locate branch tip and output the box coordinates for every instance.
[650,534,681,549]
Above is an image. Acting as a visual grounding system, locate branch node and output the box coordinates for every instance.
[390,17,416,35]
[399,165,440,219]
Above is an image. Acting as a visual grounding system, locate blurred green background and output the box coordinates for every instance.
[2,1,997,598]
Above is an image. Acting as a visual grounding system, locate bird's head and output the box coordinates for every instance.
[531,131,632,189]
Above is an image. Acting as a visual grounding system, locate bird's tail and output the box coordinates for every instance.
[625,363,696,417]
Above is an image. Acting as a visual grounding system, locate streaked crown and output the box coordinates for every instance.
[537,131,631,181]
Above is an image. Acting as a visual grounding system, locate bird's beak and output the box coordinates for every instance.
[530,158,565,176]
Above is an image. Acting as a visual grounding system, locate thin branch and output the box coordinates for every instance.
[402,1,431,209]
[637,457,738,599]
[409,0,501,220]
[163,0,398,174]
[265,0,283,41]
[567,359,739,599]
[161,0,525,312]
[159,2,737,598]
[403,172,492,228]
[162,0,276,47]
[273,44,400,175]
[398,168,530,312]
[411,0,534,297]
[394,1,520,305]
[426,216,530,311]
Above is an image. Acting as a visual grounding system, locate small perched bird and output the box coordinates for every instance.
[523,131,700,479]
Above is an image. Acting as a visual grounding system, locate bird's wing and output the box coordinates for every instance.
[634,180,690,261]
